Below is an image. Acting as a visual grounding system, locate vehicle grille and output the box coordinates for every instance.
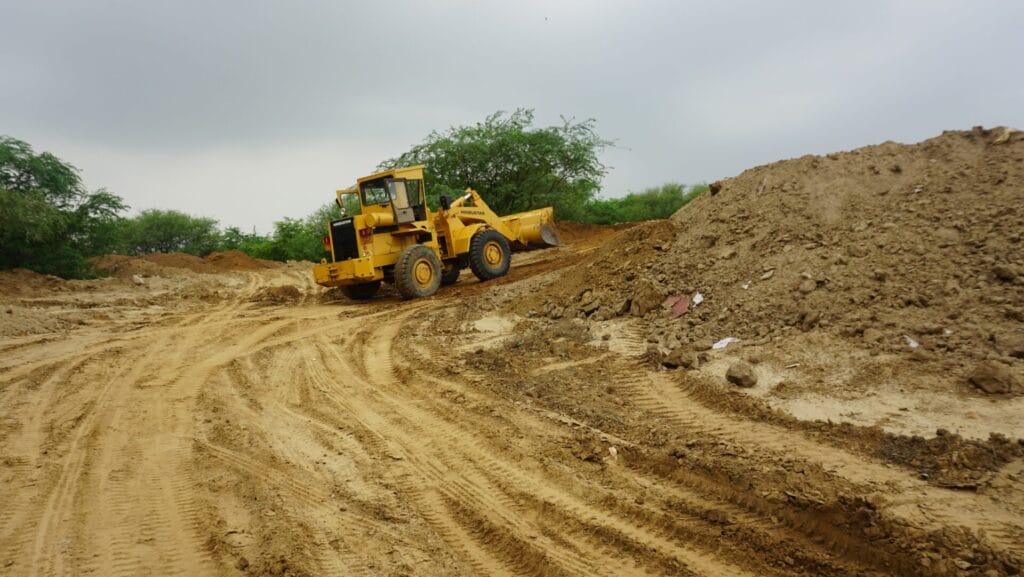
[330,218,359,262]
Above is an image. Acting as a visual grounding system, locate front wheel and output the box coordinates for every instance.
[394,245,442,299]
[440,262,461,286]
[469,229,511,281]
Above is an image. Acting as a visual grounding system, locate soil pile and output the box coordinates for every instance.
[250,285,302,305]
[0,304,72,337]
[204,250,275,271]
[527,127,1024,395]
[0,270,82,336]
[93,250,276,277]
[92,253,216,276]
[0,269,70,297]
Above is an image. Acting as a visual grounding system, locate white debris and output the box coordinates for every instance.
[712,337,739,350]
[903,335,920,349]
[692,292,704,306]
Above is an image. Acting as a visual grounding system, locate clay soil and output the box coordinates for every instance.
[2,129,1023,577]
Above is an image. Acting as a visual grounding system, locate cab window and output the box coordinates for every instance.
[361,179,390,205]
[337,191,361,215]
[405,179,423,205]
[388,180,411,209]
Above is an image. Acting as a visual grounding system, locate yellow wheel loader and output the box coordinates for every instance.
[312,165,560,300]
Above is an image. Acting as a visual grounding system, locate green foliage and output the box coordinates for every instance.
[1,132,706,278]
[219,226,273,258]
[0,136,83,208]
[259,203,340,262]
[0,136,128,277]
[73,190,134,256]
[378,109,610,221]
[581,183,707,224]
[117,209,222,256]
[101,204,335,263]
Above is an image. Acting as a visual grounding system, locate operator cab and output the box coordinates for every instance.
[343,165,428,226]
[357,177,427,225]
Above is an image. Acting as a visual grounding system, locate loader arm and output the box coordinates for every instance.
[446,189,517,240]
[447,188,560,247]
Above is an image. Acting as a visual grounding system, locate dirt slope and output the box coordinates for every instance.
[521,127,1024,442]
[0,237,1021,576]
[92,250,276,277]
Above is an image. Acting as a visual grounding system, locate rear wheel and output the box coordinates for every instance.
[469,229,511,281]
[342,280,381,300]
[440,261,461,286]
[394,245,442,299]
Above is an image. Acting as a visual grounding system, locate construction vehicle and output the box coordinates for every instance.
[312,165,560,299]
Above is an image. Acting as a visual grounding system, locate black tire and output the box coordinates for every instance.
[469,228,511,281]
[342,281,381,300]
[394,245,442,299]
[440,261,461,286]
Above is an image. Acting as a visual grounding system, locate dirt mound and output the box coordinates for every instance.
[204,250,275,271]
[250,285,302,305]
[141,252,219,273]
[0,304,73,337]
[92,250,275,276]
[525,220,678,320]
[526,126,1024,398]
[90,254,163,277]
[0,269,70,297]
[91,253,215,276]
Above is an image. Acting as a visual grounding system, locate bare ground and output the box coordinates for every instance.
[1,230,1022,576]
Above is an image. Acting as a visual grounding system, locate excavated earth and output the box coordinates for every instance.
[2,129,1023,577]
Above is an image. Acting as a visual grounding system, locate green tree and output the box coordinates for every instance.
[261,203,340,262]
[0,136,127,277]
[218,226,273,257]
[120,209,221,255]
[378,109,610,221]
[582,183,707,224]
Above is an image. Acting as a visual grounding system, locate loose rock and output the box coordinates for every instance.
[661,348,696,369]
[992,264,1018,282]
[726,360,758,388]
[968,361,1021,394]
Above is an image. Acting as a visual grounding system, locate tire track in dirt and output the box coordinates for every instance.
[0,356,92,558]
[391,310,963,576]
[5,245,1021,576]
[309,312,760,577]
[6,271,294,577]
[183,306,450,576]
[610,365,1024,559]
[294,330,534,575]
[304,339,595,577]
[26,331,181,577]
[60,280,281,576]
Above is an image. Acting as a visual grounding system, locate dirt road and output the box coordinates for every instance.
[1,236,1022,576]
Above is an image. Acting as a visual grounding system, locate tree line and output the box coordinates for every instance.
[1,110,704,278]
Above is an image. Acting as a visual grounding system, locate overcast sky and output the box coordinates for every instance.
[3,1,1022,232]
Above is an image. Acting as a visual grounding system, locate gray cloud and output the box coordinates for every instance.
[3,0,1022,232]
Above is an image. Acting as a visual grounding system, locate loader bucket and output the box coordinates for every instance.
[540,224,562,246]
[500,207,562,247]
